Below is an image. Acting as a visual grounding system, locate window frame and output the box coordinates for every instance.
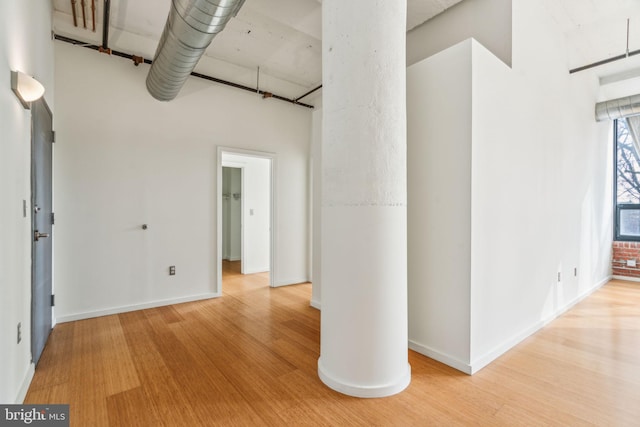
[615,204,640,241]
[614,118,640,241]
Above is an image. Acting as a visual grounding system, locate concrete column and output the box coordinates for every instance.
[318,0,410,398]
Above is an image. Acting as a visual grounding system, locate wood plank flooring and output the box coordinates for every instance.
[25,268,640,426]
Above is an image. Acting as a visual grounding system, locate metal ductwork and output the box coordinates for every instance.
[595,94,640,121]
[146,0,246,101]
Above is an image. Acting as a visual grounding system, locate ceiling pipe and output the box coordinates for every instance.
[571,18,638,74]
[100,0,111,53]
[91,0,96,32]
[570,48,640,74]
[81,0,87,29]
[71,0,78,27]
[146,0,246,101]
[595,94,640,121]
[294,84,322,103]
[53,34,314,109]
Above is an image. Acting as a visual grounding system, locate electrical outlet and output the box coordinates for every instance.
[169,266,176,276]
[17,322,21,344]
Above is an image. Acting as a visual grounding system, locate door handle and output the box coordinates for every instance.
[34,230,50,241]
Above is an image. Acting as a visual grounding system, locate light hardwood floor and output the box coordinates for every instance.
[26,268,640,426]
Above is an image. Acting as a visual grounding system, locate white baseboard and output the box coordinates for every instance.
[16,363,35,403]
[310,299,321,310]
[409,275,611,375]
[468,275,611,374]
[318,358,411,398]
[56,292,221,323]
[469,319,547,374]
[271,277,310,288]
[408,340,472,374]
[612,275,640,283]
[243,267,270,275]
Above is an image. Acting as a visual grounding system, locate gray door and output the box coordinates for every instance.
[31,98,53,366]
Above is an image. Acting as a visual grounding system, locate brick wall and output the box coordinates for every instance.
[612,241,640,278]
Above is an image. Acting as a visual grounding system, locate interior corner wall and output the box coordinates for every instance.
[407,0,512,68]
[407,40,473,372]
[468,0,612,370]
[0,0,54,403]
[53,41,311,321]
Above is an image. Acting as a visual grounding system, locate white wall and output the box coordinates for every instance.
[407,0,512,67]
[407,0,613,374]
[54,41,310,321]
[0,0,54,403]
[310,105,322,309]
[407,40,473,370]
[469,0,612,369]
[222,154,271,274]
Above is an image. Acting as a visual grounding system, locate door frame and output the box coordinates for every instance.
[216,146,276,292]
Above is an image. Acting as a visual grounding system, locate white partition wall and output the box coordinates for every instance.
[407,8,612,373]
[407,40,474,371]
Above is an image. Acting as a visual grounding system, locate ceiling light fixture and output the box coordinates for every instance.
[11,70,45,109]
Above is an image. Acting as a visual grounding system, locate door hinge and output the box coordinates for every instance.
[51,131,55,143]
[51,294,55,307]
[51,212,55,225]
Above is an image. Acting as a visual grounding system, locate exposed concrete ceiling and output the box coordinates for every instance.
[51,0,640,102]
[542,0,640,73]
[52,0,464,100]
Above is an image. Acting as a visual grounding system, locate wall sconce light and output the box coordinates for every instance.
[11,70,45,109]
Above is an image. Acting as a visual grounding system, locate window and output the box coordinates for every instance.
[615,118,640,240]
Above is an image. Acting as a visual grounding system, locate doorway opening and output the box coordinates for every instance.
[217,147,275,294]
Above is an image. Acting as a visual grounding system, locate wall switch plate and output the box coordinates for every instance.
[169,266,176,276]
[627,259,637,267]
[17,322,21,344]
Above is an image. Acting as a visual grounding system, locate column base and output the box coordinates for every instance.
[318,358,411,398]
